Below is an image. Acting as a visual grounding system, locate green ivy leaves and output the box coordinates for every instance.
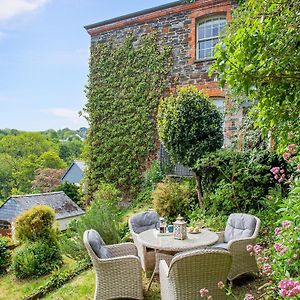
[84,33,172,199]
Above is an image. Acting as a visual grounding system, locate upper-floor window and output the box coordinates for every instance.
[197,16,226,60]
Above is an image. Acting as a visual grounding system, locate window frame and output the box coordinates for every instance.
[196,16,226,61]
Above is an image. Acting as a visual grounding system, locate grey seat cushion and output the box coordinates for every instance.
[130,211,159,234]
[87,229,110,259]
[224,213,257,243]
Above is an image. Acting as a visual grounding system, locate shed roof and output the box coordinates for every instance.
[0,192,84,223]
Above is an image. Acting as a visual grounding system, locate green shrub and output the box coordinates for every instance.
[197,148,284,213]
[54,182,83,207]
[152,177,196,222]
[0,236,10,274]
[15,205,57,242]
[12,239,62,278]
[60,190,121,260]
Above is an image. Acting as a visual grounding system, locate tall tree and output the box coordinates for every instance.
[212,0,300,149]
[157,86,223,206]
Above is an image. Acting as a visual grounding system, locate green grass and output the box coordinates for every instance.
[0,256,77,300]
[43,268,265,300]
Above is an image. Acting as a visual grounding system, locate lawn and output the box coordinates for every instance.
[44,268,266,299]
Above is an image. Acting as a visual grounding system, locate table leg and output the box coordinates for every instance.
[146,249,158,291]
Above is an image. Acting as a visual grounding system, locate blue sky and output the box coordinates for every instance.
[0,0,171,131]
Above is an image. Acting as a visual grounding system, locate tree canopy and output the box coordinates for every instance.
[157,86,223,205]
[212,0,300,149]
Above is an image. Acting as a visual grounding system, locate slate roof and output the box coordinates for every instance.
[61,160,85,181]
[0,192,85,223]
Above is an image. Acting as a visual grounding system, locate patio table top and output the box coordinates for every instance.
[137,228,219,252]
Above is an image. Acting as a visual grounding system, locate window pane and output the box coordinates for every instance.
[197,17,226,59]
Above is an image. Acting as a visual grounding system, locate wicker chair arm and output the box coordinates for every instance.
[228,237,256,252]
[159,259,170,277]
[216,231,225,243]
[106,242,138,258]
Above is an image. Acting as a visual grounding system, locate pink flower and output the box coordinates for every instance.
[246,244,253,253]
[253,244,262,254]
[262,263,272,275]
[244,294,255,300]
[297,164,300,171]
[278,177,284,183]
[287,144,297,154]
[274,227,282,235]
[271,167,280,175]
[283,152,291,161]
[282,220,291,229]
[279,279,300,297]
[207,296,212,300]
[274,243,287,254]
[217,281,225,289]
[199,288,209,297]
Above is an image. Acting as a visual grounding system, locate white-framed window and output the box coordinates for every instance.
[197,16,226,60]
[213,98,225,137]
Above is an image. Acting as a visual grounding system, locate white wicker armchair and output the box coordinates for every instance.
[83,229,143,300]
[159,249,232,300]
[128,211,159,272]
[213,213,261,281]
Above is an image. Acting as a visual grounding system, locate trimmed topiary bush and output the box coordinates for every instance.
[14,205,57,242]
[13,205,62,278]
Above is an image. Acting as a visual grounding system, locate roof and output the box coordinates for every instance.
[61,160,85,181]
[84,1,183,30]
[0,192,85,223]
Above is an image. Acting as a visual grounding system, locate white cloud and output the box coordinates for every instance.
[0,0,49,22]
[45,108,88,127]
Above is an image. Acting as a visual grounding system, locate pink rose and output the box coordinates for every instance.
[271,167,280,174]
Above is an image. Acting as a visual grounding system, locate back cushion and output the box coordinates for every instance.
[224,213,257,243]
[87,229,110,259]
[130,211,159,234]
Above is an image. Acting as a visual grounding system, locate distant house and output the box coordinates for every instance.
[61,160,85,184]
[0,191,85,236]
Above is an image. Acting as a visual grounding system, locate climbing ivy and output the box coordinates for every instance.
[84,33,172,201]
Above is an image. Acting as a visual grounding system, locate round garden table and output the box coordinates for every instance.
[137,229,219,290]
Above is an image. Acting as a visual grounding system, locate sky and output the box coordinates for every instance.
[0,0,171,131]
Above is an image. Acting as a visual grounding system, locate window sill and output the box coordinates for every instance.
[193,58,215,63]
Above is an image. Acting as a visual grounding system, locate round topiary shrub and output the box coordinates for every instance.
[14,205,56,242]
[0,236,11,274]
[12,239,62,278]
[152,177,195,221]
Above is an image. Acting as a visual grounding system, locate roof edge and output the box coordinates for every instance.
[84,0,184,30]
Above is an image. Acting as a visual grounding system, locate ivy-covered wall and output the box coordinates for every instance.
[84,34,172,201]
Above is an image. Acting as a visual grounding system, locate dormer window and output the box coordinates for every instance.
[197,16,226,60]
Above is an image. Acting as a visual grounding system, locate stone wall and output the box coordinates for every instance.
[86,0,241,147]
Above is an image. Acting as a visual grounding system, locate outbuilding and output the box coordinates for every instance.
[0,191,85,236]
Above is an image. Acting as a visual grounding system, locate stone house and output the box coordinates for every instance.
[0,191,85,236]
[84,0,242,174]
